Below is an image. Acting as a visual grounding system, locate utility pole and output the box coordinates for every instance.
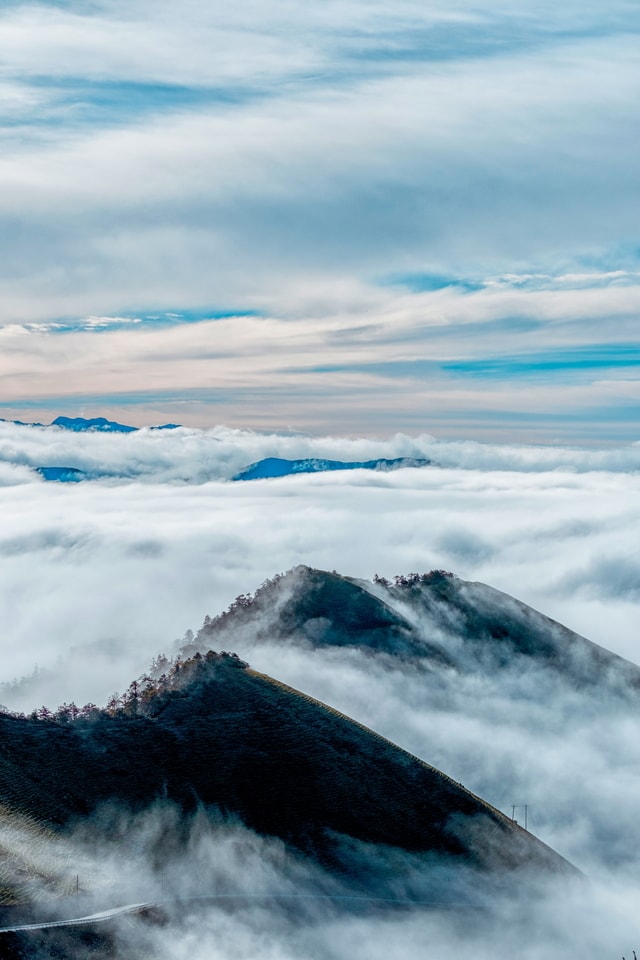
[511,804,528,830]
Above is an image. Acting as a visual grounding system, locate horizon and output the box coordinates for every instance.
[0,0,639,442]
[2,2,640,956]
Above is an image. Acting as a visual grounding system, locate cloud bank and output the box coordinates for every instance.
[1,423,640,700]
[1,427,640,955]
[0,0,639,438]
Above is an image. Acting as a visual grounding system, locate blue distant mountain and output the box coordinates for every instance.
[52,416,137,433]
[1,416,180,432]
[36,466,90,483]
[232,456,433,481]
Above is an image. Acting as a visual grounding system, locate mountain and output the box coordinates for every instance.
[197,566,449,663]
[0,652,573,910]
[0,417,180,433]
[35,467,90,483]
[193,566,640,688]
[51,416,138,433]
[232,456,433,481]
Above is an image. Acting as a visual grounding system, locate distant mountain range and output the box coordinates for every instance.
[1,417,434,482]
[232,456,433,481]
[1,416,180,433]
[33,455,434,484]
[34,467,89,483]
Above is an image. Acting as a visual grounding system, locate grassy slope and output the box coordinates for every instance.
[0,655,574,905]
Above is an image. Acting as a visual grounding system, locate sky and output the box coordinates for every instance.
[0,0,639,439]
[2,4,640,954]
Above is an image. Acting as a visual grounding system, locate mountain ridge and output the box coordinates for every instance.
[190,565,640,688]
[0,416,180,433]
[232,456,434,481]
[0,650,575,908]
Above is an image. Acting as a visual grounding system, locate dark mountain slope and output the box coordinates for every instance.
[0,653,572,905]
[385,570,640,685]
[193,566,640,687]
[195,566,453,664]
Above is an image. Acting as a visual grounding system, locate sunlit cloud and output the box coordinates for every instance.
[0,0,638,438]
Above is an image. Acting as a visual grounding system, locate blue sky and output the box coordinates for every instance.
[1,0,639,441]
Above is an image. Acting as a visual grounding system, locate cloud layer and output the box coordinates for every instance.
[2,423,640,700]
[0,0,639,438]
[2,425,640,953]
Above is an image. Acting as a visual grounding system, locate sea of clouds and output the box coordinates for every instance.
[1,420,639,706]
[2,421,640,957]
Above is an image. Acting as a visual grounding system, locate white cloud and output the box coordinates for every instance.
[0,4,638,327]
[0,1,637,441]
[1,428,640,958]
[2,272,640,441]
[2,425,640,706]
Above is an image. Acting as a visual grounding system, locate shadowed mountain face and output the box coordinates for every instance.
[232,456,433,481]
[193,566,640,688]
[0,654,573,907]
[194,567,452,664]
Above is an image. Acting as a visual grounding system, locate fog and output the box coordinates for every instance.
[106,881,639,960]
[4,420,640,482]
[2,423,640,955]
[1,423,640,706]
[10,805,640,959]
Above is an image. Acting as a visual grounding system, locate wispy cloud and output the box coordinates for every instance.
[2,274,640,438]
[1,0,639,436]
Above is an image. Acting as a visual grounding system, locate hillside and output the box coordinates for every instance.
[191,567,449,662]
[0,652,573,907]
[192,566,640,687]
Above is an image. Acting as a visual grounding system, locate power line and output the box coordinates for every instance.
[510,804,528,830]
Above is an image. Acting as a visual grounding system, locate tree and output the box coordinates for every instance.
[106,693,121,714]
[79,703,99,719]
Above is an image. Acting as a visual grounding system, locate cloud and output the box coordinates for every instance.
[0,1,638,438]
[1,426,640,955]
[2,424,640,699]
[2,272,640,440]
[2,4,640,954]
[10,795,638,959]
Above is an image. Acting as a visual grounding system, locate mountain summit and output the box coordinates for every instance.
[0,650,573,908]
[192,565,640,688]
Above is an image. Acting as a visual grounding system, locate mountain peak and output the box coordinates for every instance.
[188,566,640,689]
[0,648,574,907]
[232,456,433,481]
[192,566,453,663]
[51,416,137,433]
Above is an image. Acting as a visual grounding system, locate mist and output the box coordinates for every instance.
[2,423,640,956]
[2,0,639,951]
[1,423,640,709]
[9,803,640,960]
